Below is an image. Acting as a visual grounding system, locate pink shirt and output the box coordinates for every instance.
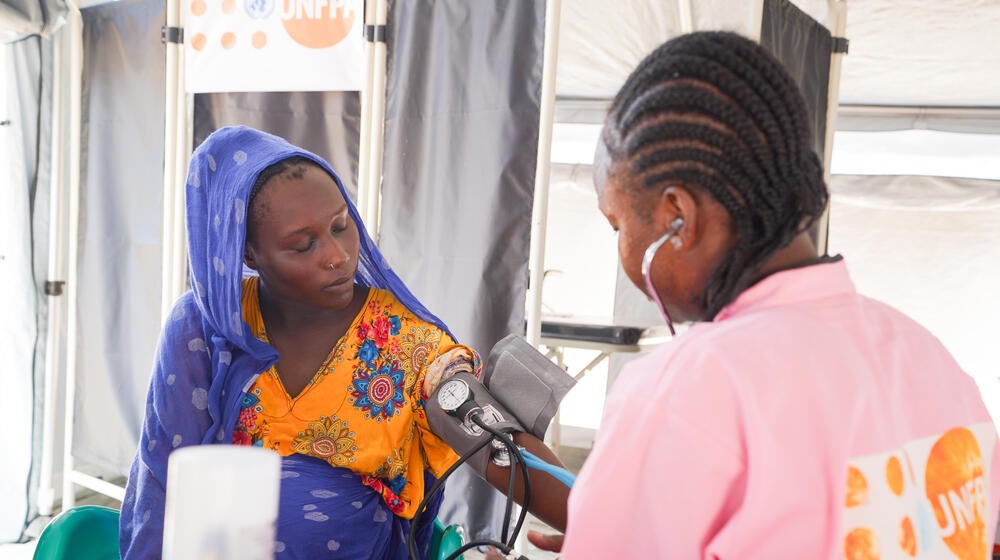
[562,259,999,559]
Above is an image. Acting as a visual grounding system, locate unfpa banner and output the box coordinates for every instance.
[183,0,363,93]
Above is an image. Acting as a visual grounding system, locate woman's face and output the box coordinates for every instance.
[244,164,360,310]
[596,162,736,324]
[597,170,675,306]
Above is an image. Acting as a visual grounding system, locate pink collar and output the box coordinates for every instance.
[714,259,855,322]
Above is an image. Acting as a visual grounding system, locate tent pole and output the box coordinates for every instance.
[60,0,83,511]
[161,0,182,321]
[37,24,66,518]
[748,0,765,40]
[816,0,847,256]
[362,0,388,242]
[169,74,190,302]
[521,0,562,551]
[356,0,376,230]
[525,0,561,349]
[677,0,694,33]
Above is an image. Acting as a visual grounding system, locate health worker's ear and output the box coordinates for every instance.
[653,185,700,251]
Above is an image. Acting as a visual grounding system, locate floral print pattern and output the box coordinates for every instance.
[233,279,465,518]
[349,302,410,422]
[290,415,357,467]
[233,388,268,447]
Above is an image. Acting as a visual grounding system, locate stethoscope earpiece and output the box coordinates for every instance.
[640,215,685,335]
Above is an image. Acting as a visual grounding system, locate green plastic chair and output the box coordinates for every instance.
[33,505,464,560]
[430,518,466,560]
[33,505,120,560]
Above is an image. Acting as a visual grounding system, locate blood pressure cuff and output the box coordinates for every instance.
[481,335,576,440]
[426,372,524,476]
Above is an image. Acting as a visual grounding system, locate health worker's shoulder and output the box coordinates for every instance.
[609,318,765,403]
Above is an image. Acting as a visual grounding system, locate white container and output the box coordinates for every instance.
[163,445,281,560]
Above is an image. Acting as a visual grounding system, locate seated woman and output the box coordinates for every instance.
[119,126,477,559]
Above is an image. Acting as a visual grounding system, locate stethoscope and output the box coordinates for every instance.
[641,216,684,336]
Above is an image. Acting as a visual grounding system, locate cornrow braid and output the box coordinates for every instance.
[246,155,321,242]
[627,53,796,172]
[620,83,784,190]
[603,31,829,318]
[248,155,317,208]
[626,120,780,210]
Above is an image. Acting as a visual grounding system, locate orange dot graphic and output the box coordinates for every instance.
[925,427,987,560]
[191,33,207,51]
[281,0,355,49]
[221,0,236,13]
[886,456,905,496]
[220,32,236,49]
[190,0,206,15]
[846,466,868,508]
[844,527,880,560]
[252,31,267,49]
[899,516,917,557]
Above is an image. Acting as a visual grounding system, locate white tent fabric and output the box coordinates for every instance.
[0,42,37,543]
[554,0,1000,109]
[554,0,774,99]
[831,129,1000,181]
[836,1,1000,106]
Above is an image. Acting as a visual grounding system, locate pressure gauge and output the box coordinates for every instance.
[437,378,471,413]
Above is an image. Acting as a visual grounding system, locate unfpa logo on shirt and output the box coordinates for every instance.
[279,0,356,49]
[926,427,989,560]
[842,423,995,560]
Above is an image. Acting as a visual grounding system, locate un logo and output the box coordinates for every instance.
[245,0,274,19]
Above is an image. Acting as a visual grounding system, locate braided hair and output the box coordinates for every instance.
[601,31,828,318]
[246,155,321,242]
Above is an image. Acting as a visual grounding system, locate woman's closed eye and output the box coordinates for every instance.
[293,238,315,253]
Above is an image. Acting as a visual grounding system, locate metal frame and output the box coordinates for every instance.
[59,0,88,510]
[524,0,563,350]
[540,328,669,453]
[356,0,376,236]
[357,0,387,240]
[36,19,68,517]
[160,0,191,321]
[677,0,694,33]
[748,0,765,40]
[816,0,848,255]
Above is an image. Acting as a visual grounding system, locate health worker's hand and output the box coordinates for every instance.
[527,530,564,552]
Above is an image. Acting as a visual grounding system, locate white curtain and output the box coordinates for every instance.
[0,41,37,543]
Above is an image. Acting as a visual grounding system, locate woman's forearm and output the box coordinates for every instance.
[482,432,570,533]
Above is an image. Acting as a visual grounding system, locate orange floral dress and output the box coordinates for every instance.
[234,276,463,519]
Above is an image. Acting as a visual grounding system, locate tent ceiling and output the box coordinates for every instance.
[0,0,64,41]
[7,0,996,108]
[839,1,1000,107]
[555,0,1000,109]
